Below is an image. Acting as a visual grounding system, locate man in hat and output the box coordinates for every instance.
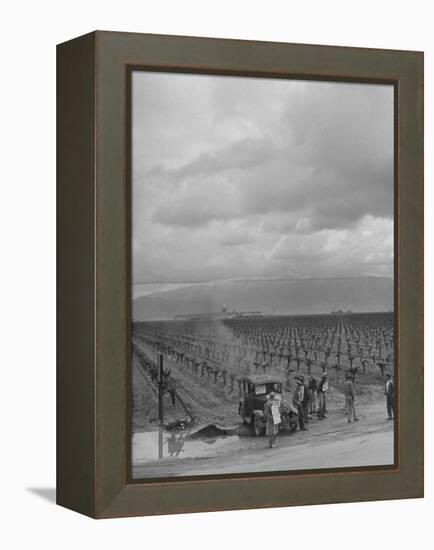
[384,374,394,420]
[317,372,328,420]
[264,392,280,448]
[301,375,310,424]
[294,378,308,431]
[343,372,359,423]
[308,374,318,416]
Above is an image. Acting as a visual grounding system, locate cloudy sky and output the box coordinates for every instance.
[132,71,393,294]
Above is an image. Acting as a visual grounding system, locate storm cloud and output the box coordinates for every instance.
[132,72,393,287]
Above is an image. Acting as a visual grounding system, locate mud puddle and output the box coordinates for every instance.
[132,428,241,462]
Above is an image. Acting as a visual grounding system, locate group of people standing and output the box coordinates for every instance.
[264,372,330,447]
[263,371,394,448]
[294,372,329,427]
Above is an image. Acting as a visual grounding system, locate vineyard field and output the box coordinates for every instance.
[132,312,394,430]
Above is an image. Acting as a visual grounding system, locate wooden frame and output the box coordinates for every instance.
[57,31,423,518]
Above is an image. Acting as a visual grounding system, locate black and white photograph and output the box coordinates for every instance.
[130,70,395,479]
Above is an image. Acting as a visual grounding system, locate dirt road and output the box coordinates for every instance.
[132,400,394,478]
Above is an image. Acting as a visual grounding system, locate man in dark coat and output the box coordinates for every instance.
[301,376,310,423]
[308,375,318,415]
[385,374,394,420]
[294,378,308,431]
[317,372,328,420]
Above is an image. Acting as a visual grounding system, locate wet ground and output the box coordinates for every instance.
[132,429,241,462]
[132,400,394,478]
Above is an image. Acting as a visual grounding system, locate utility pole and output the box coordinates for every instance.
[158,352,164,459]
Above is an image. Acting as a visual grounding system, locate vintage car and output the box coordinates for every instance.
[238,375,298,436]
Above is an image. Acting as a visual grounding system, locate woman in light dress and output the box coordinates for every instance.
[264,392,280,448]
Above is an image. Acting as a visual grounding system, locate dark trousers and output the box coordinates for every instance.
[386,395,394,418]
[318,392,326,418]
[297,404,306,429]
[303,403,309,423]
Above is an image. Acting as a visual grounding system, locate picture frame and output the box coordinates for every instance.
[57,30,423,518]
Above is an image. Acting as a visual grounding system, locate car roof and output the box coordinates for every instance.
[244,375,282,385]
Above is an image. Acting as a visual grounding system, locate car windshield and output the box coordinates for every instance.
[254,382,281,395]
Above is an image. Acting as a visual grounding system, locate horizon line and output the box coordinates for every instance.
[133,275,394,287]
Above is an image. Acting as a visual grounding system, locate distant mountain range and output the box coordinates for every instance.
[132,277,393,321]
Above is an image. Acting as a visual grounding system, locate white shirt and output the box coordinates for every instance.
[297,385,304,401]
